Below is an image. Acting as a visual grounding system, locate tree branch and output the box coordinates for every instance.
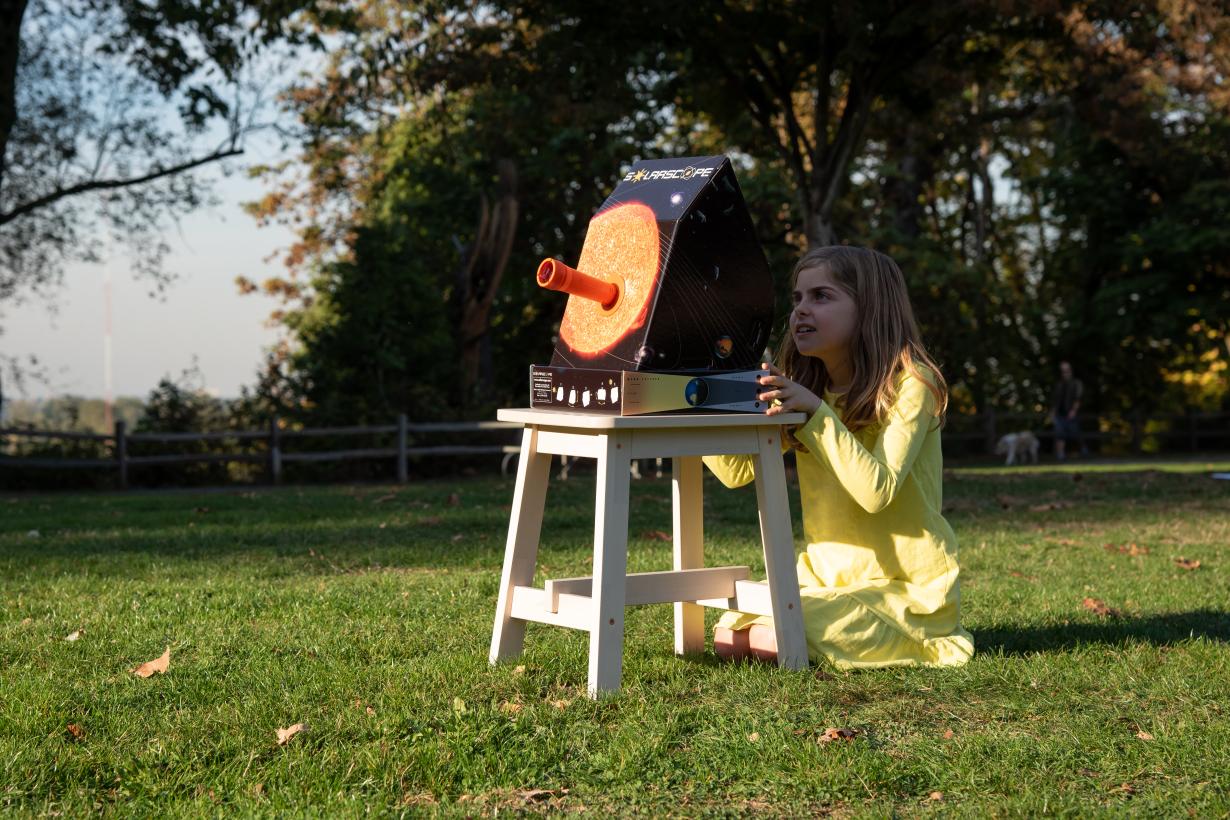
[0,145,244,225]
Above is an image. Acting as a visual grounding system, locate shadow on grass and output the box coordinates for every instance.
[977,610,1230,655]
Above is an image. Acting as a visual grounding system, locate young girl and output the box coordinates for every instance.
[706,246,974,669]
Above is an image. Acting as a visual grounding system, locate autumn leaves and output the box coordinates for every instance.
[57,641,311,748]
[131,646,170,678]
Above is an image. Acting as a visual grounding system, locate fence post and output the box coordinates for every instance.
[115,420,128,490]
[397,413,408,483]
[983,407,997,454]
[269,417,282,485]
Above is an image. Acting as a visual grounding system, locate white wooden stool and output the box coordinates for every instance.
[489,408,809,697]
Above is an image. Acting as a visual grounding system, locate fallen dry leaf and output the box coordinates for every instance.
[927,791,944,802]
[373,493,397,504]
[252,783,265,798]
[276,723,307,746]
[1113,782,1136,796]
[549,699,571,710]
[513,665,526,675]
[521,788,568,803]
[366,706,375,716]
[65,723,85,741]
[20,617,32,626]
[132,646,170,678]
[1174,557,1201,570]
[1104,542,1149,556]
[450,533,464,542]
[1082,597,1121,618]
[641,530,672,542]
[942,728,955,740]
[500,701,523,715]
[747,731,760,743]
[818,727,859,743]
[65,630,81,642]
[446,493,461,507]
[421,516,442,526]
[1136,730,1154,741]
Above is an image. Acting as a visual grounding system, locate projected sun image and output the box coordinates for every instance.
[556,203,660,356]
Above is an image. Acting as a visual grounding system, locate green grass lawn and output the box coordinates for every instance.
[3,460,1229,816]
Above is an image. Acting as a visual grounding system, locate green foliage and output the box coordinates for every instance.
[0,396,141,491]
[250,4,669,422]
[2,396,143,433]
[136,369,228,435]
[132,364,233,486]
[231,1,1230,423]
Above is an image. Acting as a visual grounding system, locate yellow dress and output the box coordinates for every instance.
[704,371,974,670]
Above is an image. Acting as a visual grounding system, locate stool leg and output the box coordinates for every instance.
[672,455,705,656]
[752,428,809,670]
[490,427,552,664]
[588,431,632,696]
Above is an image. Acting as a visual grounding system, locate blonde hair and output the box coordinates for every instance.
[777,246,948,434]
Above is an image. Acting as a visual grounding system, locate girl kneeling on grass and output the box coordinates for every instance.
[706,246,974,669]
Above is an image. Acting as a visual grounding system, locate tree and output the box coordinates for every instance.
[0,0,332,310]
[242,2,670,421]
[245,0,1230,427]
[669,0,1018,248]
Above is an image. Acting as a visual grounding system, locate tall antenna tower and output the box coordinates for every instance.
[103,247,113,432]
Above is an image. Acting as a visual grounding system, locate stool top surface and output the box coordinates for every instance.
[496,408,807,429]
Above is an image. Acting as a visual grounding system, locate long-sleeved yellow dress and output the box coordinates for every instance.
[703,370,974,670]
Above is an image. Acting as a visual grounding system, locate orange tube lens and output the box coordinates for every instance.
[536,258,620,310]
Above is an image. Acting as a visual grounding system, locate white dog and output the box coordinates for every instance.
[995,431,1040,465]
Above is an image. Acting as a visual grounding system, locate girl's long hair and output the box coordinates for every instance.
[777,246,948,434]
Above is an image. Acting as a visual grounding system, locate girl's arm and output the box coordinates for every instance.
[702,431,793,489]
[793,374,936,513]
[701,453,755,489]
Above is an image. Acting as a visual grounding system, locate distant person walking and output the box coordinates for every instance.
[1050,360,1087,460]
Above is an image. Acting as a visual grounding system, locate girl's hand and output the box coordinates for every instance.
[757,363,822,416]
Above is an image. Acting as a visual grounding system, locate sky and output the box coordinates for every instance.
[6,146,295,401]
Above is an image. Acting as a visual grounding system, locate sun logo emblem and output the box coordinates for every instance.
[682,166,695,179]
[631,169,648,182]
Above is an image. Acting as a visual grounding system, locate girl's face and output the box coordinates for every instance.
[790,265,857,359]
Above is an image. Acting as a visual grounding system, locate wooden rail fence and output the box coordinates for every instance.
[0,415,521,488]
[1,410,1226,488]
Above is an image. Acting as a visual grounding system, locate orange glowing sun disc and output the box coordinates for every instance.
[559,203,660,356]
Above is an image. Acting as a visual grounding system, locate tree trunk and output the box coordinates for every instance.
[455,160,518,407]
[803,74,875,250]
[0,0,30,196]
[884,117,932,242]
[805,212,837,248]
